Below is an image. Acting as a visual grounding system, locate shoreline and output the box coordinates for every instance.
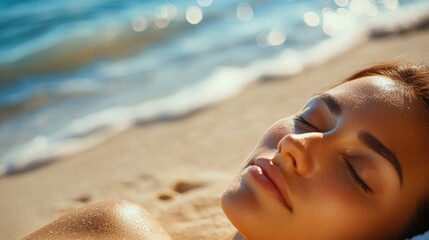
[3,6,429,176]
[1,28,429,239]
[4,8,429,175]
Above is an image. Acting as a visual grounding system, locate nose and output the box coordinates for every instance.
[274,132,324,176]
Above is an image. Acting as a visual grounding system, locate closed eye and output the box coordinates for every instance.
[294,115,321,132]
[343,156,373,193]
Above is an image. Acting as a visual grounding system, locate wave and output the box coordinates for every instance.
[368,1,429,37]
[2,1,429,176]
[0,0,236,87]
[0,20,190,87]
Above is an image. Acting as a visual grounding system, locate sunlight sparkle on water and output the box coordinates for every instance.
[336,7,351,16]
[267,30,286,46]
[131,16,148,32]
[186,6,203,24]
[334,0,349,7]
[157,4,179,20]
[348,0,379,16]
[303,11,320,27]
[197,0,213,7]
[236,2,254,22]
[153,4,179,29]
[155,18,170,28]
[383,0,399,10]
[322,8,354,36]
[256,29,287,47]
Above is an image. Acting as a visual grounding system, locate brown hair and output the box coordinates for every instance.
[345,62,429,239]
[345,62,429,110]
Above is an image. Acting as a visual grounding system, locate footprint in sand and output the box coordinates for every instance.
[139,173,154,180]
[173,181,205,193]
[158,181,206,201]
[158,192,175,201]
[56,194,93,213]
[74,194,92,203]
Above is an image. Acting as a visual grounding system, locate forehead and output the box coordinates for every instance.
[327,76,408,110]
[326,76,429,188]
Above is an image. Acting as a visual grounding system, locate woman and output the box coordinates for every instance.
[24,62,429,240]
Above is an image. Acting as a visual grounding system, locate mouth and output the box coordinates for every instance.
[250,157,293,212]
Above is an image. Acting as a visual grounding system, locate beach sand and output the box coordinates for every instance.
[1,28,429,240]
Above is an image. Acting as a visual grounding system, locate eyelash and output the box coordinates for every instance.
[294,115,320,131]
[343,156,372,193]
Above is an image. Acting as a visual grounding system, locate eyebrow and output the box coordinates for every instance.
[313,93,403,185]
[358,131,403,185]
[315,93,342,115]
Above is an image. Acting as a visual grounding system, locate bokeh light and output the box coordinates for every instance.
[153,4,180,29]
[383,0,399,10]
[197,0,213,7]
[336,7,351,16]
[236,2,254,22]
[131,16,148,32]
[303,11,320,27]
[186,6,203,24]
[348,0,378,16]
[322,9,343,36]
[155,18,170,28]
[321,6,356,36]
[267,30,286,46]
[334,0,349,7]
[1,0,426,183]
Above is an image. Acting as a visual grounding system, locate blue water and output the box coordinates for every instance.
[1,0,428,174]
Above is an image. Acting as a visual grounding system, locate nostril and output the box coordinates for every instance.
[290,153,297,168]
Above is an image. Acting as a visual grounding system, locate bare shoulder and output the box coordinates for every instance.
[23,199,172,240]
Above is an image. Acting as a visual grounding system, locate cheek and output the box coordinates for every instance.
[293,175,376,237]
[258,119,295,150]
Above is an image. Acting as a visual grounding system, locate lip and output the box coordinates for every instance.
[251,157,293,211]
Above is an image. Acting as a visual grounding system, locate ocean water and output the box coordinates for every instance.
[1,0,428,175]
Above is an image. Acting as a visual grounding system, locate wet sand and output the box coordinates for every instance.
[1,28,429,239]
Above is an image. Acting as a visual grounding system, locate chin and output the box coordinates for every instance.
[221,190,283,240]
[221,171,271,236]
[221,194,261,240]
[222,173,258,219]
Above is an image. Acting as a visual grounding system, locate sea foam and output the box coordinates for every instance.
[1,1,429,175]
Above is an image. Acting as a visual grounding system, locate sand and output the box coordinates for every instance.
[1,28,429,240]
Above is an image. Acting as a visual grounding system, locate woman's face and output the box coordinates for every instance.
[221,76,429,240]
